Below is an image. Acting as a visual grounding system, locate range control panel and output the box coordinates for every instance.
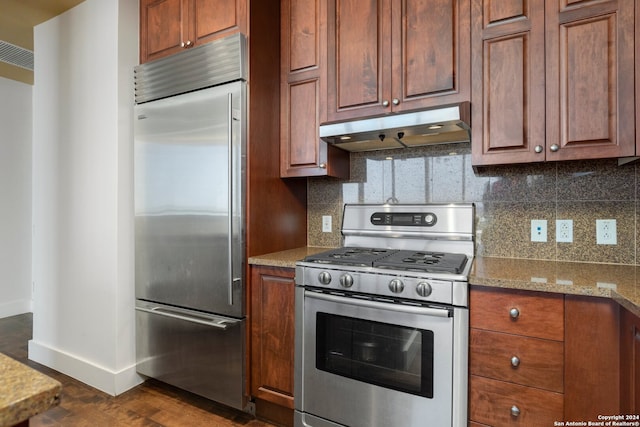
[370,212,437,226]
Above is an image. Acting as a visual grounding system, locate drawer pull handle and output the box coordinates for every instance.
[511,405,521,417]
[509,308,520,319]
[511,356,520,367]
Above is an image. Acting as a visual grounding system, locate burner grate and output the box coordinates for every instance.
[304,247,397,267]
[374,251,468,274]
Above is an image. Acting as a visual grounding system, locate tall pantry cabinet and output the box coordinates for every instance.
[471,0,635,166]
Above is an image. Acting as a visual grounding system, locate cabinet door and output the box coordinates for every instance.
[326,0,392,122]
[191,0,246,46]
[545,0,635,160]
[140,0,190,63]
[280,0,349,178]
[391,0,471,113]
[250,266,295,409]
[620,307,640,415]
[471,0,546,166]
[564,295,620,420]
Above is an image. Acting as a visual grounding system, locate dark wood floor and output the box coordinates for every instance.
[0,313,277,427]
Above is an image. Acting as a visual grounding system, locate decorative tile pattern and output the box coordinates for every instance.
[307,143,640,265]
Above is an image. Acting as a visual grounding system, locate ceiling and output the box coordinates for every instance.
[0,0,86,84]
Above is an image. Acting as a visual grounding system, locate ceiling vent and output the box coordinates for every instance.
[0,40,34,71]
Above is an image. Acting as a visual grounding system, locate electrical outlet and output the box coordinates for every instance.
[531,219,547,242]
[596,219,616,245]
[322,215,332,233]
[556,219,573,243]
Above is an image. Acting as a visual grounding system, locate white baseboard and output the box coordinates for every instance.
[28,340,144,395]
[0,299,32,319]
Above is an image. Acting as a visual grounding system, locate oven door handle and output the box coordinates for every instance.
[304,290,452,317]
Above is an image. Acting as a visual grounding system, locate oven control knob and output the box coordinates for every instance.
[388,279,404,293]
[416,281,433,297]
[318,271,332,285]
[339,273,354,288]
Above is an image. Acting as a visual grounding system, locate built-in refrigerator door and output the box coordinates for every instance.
[135,300,246,410]
[134,81,245,318]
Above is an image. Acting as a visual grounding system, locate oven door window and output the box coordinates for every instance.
[315,312,434,398]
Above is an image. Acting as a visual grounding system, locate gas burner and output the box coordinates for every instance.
[374,251,468,274]
[304,247,397,267]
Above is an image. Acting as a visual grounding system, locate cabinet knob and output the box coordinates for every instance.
[534,145,543,153]
[318,163,327,169]
[181,40,193,48]
[511,405,521,417]
[509,308,520,319]
[392,98,400,105]
[511,356,520,367]
[382,100,390,107]
[550,143,559,152]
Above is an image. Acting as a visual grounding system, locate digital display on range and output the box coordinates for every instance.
[370,212,437,226]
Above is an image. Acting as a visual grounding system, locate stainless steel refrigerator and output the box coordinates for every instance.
[133,34,249,411]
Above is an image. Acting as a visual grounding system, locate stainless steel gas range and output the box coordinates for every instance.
[294,203,474,427]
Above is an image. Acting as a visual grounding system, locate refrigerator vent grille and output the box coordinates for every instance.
[0,40,33,71]
[134,33,246,104]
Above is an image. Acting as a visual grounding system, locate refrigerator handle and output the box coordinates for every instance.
[227,92,234,306]
[135,305,237,329]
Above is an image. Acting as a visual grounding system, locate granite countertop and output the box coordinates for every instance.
[249,247,640,317]
[248,246,330,269]
[0,353,61,427]
[470,256,640,317]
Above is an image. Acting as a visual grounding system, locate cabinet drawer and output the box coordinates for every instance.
[470,329,564,392]
[469,375,563,426]
[470,286,564,340]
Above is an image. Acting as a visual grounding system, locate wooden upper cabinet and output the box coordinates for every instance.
[326,0,470,123]
[472,0,635,166]
[470,0,545,166]
[140,0,247,64]
[140,0,187,63]
[280,0,349,178]
[545,0,635,161]
[192,0,246,45]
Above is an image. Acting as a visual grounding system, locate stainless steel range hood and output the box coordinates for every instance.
[319,102,471,152]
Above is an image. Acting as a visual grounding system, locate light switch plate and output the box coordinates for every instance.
[531,219,547,242]
[322,215,332,233]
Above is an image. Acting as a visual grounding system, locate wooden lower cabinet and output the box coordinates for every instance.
[621,307,640,414]
[469,286,564,426]
[470,286,626,425]
[564,295,620,420]
[469,375,563,426]
[470,329,564,393]
[249,265,295,426]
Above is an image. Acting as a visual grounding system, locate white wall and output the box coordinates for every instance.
[0,77,32,318]
[29,0,140,395]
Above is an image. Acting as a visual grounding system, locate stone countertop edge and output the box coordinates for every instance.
[248,246,332,269]
[0,353,61,427]
[248,250,640,317]
[471,256,640,318]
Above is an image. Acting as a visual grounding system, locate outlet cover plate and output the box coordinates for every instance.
[556,219,573,243]
[531,219,547,242]
[596,219,616,245]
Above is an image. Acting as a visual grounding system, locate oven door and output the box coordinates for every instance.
[295,288,468,427]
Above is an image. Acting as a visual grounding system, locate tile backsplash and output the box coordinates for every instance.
[307,143,639,265]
